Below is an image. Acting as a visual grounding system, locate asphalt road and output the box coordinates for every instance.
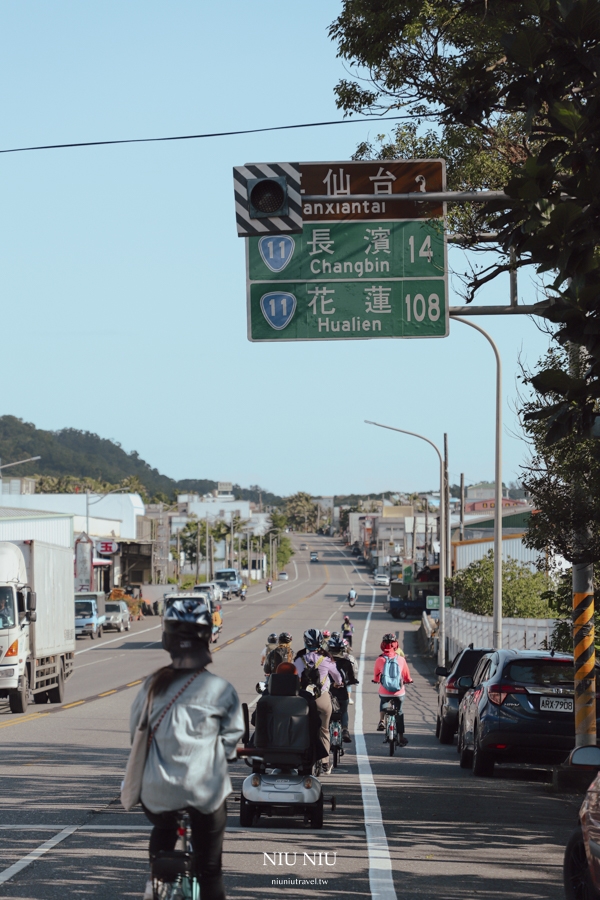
[0,536,583,899]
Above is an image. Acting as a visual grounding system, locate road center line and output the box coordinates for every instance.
[0,825,78,885]
[355,589,398,900]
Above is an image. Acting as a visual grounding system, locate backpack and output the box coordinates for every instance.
[380,654,402,693]
[300,654,325,698]
[264,646,289,675]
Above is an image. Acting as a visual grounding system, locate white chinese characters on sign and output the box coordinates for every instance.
[364,227,391,255]
[308,286,336,316]
[364,285,392,314]
[369,167,397,195]
[323,168,351,196]
[307,229,335,256]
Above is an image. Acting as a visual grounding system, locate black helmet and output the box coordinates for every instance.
[328,632,345,652]
[162,599,212,654]
[278,632,292,644]
[267,632,278,644]
[304,628,322,651]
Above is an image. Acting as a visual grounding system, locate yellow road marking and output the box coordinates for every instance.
[126,680,143,687]
[63,701,86,709]
[239,633,246,637]
[98,690,117,697]
[0,713,49,729]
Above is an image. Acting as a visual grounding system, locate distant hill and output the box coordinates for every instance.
[0,416,283,505]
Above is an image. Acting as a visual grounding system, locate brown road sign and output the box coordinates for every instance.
[300,160,445,222]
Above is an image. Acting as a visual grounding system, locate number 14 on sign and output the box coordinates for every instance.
[408,234,433,263]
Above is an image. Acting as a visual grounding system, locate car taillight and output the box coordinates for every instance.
[5,640,18,657]
[488,684,526,705]
[446,677,459,695]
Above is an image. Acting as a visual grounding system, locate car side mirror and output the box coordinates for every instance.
[568,746,600,767]
[456,675,473,690]
[28,592,37,612]
[435,666,448,677]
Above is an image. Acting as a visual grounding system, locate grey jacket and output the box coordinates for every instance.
[130,668,244,814]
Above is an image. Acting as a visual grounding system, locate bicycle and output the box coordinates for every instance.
[329,712,345,768]
[383,697,405,757]
[150,811,199,900]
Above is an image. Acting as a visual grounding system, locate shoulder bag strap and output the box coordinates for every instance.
[147,668,204,748]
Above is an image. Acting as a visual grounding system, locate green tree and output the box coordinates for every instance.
[520,346,600,564]
[330,0,600,444]
[453,552,554,618]
[285,492,319,532]
[543,569,600,650]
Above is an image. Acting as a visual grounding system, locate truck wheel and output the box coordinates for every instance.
[90,630,96,640]
[9,672,29,714]
[398,610,408,620]
[34,691,49,705]
[97,626,103,639]
[47,668,64,704]
[391,610,400,620]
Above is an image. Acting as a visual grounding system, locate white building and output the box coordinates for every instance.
[0,492,144,539]
[0,508,74,548]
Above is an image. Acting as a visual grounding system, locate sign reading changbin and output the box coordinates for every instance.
[245,160,448,342]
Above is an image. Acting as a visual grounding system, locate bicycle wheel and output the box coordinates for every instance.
[332,745,339,768]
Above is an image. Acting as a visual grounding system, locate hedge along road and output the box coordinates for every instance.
[0,536,581,900]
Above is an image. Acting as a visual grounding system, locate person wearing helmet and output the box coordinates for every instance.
[328,632,359,743]
[295,628,342,775]
[373,633,413,741]
[264,632,293,675]
[260,632,279,668]
[130,599,244,900]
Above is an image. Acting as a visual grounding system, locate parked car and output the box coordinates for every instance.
[278,572,289,581]
[104,600,131,632]
[215,580,232,600]
[301,543,308,550]
[435,646,493,743]
[374,573,390,587]
[457,650,599,777]
[563,746,600,900]
[310,552,319,563]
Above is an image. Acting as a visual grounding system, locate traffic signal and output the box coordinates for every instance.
[233,163,302,236]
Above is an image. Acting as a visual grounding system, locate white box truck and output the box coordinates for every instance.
[0,540,75,714]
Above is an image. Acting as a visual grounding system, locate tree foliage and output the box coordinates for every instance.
[520,346,600,564]
[285,492,319,532]
[453,552,554,618]
[330,0,600,442]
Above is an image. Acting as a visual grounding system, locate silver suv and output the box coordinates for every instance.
[104,600,130,632]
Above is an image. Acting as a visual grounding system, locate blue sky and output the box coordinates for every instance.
[0,1,550,497]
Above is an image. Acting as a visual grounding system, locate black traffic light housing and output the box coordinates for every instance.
[247,176,289,219]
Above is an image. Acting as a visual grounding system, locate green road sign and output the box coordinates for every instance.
[247,219,447,342]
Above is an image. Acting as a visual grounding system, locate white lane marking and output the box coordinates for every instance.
[0,825,78,884]
[75,624,162,655]
[75,653,125,670]
[324,607,339,628]
[250,563,311,604]
[355,590,398,900]
[0,824,366,835]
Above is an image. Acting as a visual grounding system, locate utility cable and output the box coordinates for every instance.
[0,114,419,155]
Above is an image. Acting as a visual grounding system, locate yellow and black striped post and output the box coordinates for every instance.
[573,563,596,747]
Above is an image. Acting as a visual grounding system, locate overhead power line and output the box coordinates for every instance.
[0,114,418,156]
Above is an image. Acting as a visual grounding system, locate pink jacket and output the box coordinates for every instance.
[373,649,412,697]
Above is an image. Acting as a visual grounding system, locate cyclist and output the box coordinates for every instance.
[260,632,279,668]
[264,632,293,675]
[295,628,342,775]
[328,632,358,743]
[341,615,354,648]
[372,633,413,743]
[130,598,244,900]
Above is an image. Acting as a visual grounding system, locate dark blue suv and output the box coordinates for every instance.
[457,649,600,777]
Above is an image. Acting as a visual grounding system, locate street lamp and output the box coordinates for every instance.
[86,487,131,536]
[365,420,447,666]
[451,316,503,649]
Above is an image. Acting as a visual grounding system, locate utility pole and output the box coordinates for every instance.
[176,531,181,586]
[424,497,429,566]
[195,522,200,583]
[569,344,596,748]
[444,433,451,582]
[205,516,209,582]
[460,473,465,542]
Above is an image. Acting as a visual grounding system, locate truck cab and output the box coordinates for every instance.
[75,592,106,639]
[214,569,242,596]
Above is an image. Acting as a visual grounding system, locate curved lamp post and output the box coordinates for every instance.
[365,420,447,666]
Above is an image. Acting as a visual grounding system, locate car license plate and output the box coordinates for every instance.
[540,696,573,712]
